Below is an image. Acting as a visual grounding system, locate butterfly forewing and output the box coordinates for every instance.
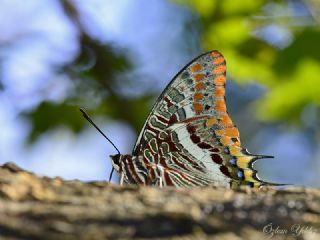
[133,52,231,151]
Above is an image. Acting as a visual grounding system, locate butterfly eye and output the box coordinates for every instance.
[111,154,121,165]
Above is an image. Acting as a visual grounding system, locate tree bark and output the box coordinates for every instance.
[0,162,319,239]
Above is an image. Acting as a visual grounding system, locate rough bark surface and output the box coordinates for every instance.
[0,162,319,240]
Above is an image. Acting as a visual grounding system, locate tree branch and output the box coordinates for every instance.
[0,162,319,239]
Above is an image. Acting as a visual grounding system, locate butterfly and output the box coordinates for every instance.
[82,50,280,188]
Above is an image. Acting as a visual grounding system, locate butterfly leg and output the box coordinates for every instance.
[119,173,124,186]
[151,176,164,187]
[155,164,164,188]
[159,176,164,188]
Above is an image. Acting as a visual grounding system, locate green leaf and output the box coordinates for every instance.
[256,59,320,123]
[22,101,84,143]
[273,29,320,75]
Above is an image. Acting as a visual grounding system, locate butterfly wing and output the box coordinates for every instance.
[133,51,275,188]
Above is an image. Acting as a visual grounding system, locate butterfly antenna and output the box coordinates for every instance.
[108,167,115,182]
[79,108,121,155]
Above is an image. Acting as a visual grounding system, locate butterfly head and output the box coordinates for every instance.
[110,154,123,171]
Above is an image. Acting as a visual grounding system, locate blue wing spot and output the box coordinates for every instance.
[229,157,237,165]
[237,170,244,179]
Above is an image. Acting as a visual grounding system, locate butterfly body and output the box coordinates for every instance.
[110,50,276,188]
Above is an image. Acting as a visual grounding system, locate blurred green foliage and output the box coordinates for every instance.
[24,101,84,142]
[174,0,320,124]
[9,0,320,142]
